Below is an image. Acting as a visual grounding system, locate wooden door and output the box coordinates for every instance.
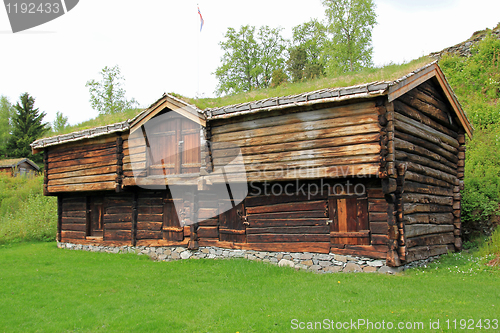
[87,197,104,238]
[181,119,201,174]
[329,196,369,245]
[219,200,246,243]
[162,197,184,241]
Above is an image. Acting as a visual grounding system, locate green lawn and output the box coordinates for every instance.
[0,242,498,333]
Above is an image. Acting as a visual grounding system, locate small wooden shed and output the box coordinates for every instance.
[0,158,40,177]
[32,62,472,266]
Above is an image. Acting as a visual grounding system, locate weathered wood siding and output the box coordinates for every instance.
[393,80,462,262]
[46,135,124,193]
[209,101,382,183]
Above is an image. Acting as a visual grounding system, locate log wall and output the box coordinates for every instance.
[393,80,461,262]
[209,101,382,183]
[46,135,125,194]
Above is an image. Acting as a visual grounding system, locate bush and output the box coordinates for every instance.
[0,174,57,243]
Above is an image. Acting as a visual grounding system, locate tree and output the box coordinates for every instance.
[6,93,49,163]
[322,0,377,74]
[85,65,138,114]
[0,96,14,157]
[215,25,288,95]
[52,111,69,133]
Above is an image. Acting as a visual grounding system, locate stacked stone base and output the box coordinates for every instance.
[57,243,440,274]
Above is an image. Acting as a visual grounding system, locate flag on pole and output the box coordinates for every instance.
[198,6,204,32]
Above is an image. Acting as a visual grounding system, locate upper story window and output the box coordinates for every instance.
[145,112,201,176]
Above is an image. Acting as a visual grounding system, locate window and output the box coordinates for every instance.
[328,195,369,245]
[145,112,201,176]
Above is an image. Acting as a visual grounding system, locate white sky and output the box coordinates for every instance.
[0,0,499,126]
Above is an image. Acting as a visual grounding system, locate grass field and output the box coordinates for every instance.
[0,242,498,333]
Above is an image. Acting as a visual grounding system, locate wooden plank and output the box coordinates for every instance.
[395,150,457,176]
[397,91,451,126]
[198,240,331,254]
[403,193,453,206]
[406,162,457,186]
[48,174,116,186]
[394,137,457,169]
[136,222,163,231]
[406,244,454,262]
[330,230,369,238]
[198,208,219,219]
[246,201,327,214]
[105,222,132,230]
[197,226,219,238]
[367,188,384,198]
[138,206,163,215]
[213,134,380,160]
[48,165,118,180]
[104,213,132,223]
[369,212,386,222]
[104,230,131,241]
[50,160,117,176]
[137,214,163,222]
[48,154,117,170]
[371,234,388,245]
[49,141,117,159]
[247,226,329,234]
[246,192,327,207]
[136,230,162,240]
[393,100,457,138]
[246,234,330,243]
[403,203,453,215]
[395,119,457,154]
[248,219,328,227]
[62,211,86,218]
[212,114,379,143]
[106,206,133,215]
[48,147,117,163]
[247,210,327,220]
[197,218,218,226]
[405,171,453,189]
[403,213,454,225]
[405,224,454,238]
[61,217,86,224]
[62,202,86,211]
[394,112,459,148]
[61,230,86,239]
[368,200,388,212]
[61,223,86,232]
[370,222,388,234]
[406,232,455,248]
[211,101,378,135]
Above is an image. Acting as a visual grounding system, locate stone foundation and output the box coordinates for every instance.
[57,242,439,274]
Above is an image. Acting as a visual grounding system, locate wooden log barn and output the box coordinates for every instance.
[32,62,473,266]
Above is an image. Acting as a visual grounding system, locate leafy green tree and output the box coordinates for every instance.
[289,19,328,81]
[6,93,49,163]
[0,96,14,157]
[322,0,377,74]
[215,25,288,95]
[86,65,138,114]
[52,111,69,134]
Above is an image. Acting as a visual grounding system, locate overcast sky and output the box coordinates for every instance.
[1,0,499,126]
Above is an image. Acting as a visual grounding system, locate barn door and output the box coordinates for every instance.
[329,196,369,245]
[86,196,104,238]
[219,200,246,243]
[162,197,184,241]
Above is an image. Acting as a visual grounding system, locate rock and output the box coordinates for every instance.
[363,266,377,273]
[158,254,168,261]
[276,253,284,261]
[291,253,302,259]
[324,266,342,273]
[278,259,295,268]
[317,254,331,261]
[366,260,384,267]
[310,265,322,272]
[201,248,209,254]
[334,255,347,262]
[180,251,191,260]
[318,260,332,267]
[300,253,313,260]
[378,266,402,274]
[283,254,292,260]
[175,247,184,253]
[343,263,362,273]
[164,249,172,256]
[302,260,313,266]
[171,252,180,260]
[246,254,256,260]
